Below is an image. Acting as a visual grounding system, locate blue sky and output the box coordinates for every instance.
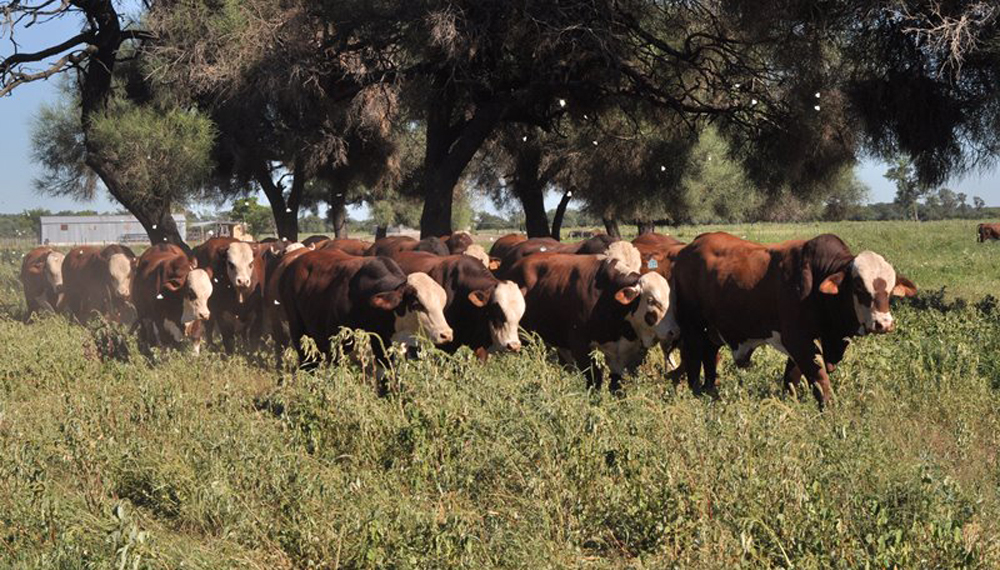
[2,8,999,215]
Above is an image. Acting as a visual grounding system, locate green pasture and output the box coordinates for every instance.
[0,220,998,568]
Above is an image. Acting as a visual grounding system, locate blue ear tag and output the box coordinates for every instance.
[647,259,659,269]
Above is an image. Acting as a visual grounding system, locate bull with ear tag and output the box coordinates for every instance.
[672,232,916,408]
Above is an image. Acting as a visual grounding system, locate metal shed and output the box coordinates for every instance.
[39,214,187,245]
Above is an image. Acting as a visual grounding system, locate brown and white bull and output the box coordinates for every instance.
[386,250,525,359]
[193,237,266,353]
[61,244,137,324]
[506,245,678,392]
[20,246,65,319]
[277,249,453,366]
[131,244,213,354]
[633,233,687,370]
[672,232,917,408]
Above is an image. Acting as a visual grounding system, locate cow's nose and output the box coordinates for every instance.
[237,278,249,288]
[437,329,454,344]
[199,311,211,321]
[506,340,522,352]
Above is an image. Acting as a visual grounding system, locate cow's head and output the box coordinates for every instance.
[165,267,213,325]
[616,271,679,348]
[818,251,917,334]
[107,252,134,299]
[223,241,256,302]
[377,272,453,347]
[43,251,65,296]
[468,280,526,352]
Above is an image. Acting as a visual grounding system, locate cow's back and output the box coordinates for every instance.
[317,238,372,256]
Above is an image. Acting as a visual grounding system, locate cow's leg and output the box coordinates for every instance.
[701,344,721,399]
[218,313,236,354]
[788,339,831,409]
[680,335,704,395]
[782,358,803,399]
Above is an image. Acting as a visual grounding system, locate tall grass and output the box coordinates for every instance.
[1,220,998,568]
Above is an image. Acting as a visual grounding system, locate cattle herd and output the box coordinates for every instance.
[19,225,930,408]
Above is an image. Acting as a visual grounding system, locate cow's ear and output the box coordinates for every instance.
[818,271,846,295]
[520,286,528,298]
[468,289,492,308]
[488,258,501,271]
[190,257,198,269]
[614,285,641,305]
[892,275,917,297]
[370,289,404,311]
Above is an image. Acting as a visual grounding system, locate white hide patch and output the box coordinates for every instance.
[732,332,788,368]
[44,251,64,293]
[625,271,677,348]
[392,272,453,347]
[490,280,526,351]
[284,242,306,254]
[181,268,213,324]
[463,244,491,269]
[851,251,897,333]
[595,336,646,375]
[226,242,255,297]
[107,253,132,298]
[600,241,642,274]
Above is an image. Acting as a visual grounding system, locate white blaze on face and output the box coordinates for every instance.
[625,272,678,348]
[851,251,896,334]
[44,251,64,293]
[463,244,491,269]
[226,242,255,301]
[489,280,526,351]
[392,272,453,346]
[107,253,132,298]
[600,241,642,274]
[181,268,213,324]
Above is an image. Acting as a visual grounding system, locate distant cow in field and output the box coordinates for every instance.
[366,236,450,257]
[20,246,65,319]
[386,250,525,359]
[62,244,137,324]
[315,238,373,256]
[277,249,452,365]
[672,232,917,408]
[131,244,213,354]
[506,243,678,392]
[977,223,1000,242]
[193,237,266,353]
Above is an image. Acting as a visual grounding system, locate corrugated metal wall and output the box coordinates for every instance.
[39,216,187,245]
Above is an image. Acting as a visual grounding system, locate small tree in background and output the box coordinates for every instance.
[886,158,931,221]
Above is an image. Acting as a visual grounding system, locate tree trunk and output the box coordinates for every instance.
[78,1,187,246]
[375,225,388,240]
[512,144,551,238]
[550,187,573,242]
[419,81,505,238]
[636,221,656,235]
[255,158,304,242]
[603,217,622,239]
[329,190,348,238]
